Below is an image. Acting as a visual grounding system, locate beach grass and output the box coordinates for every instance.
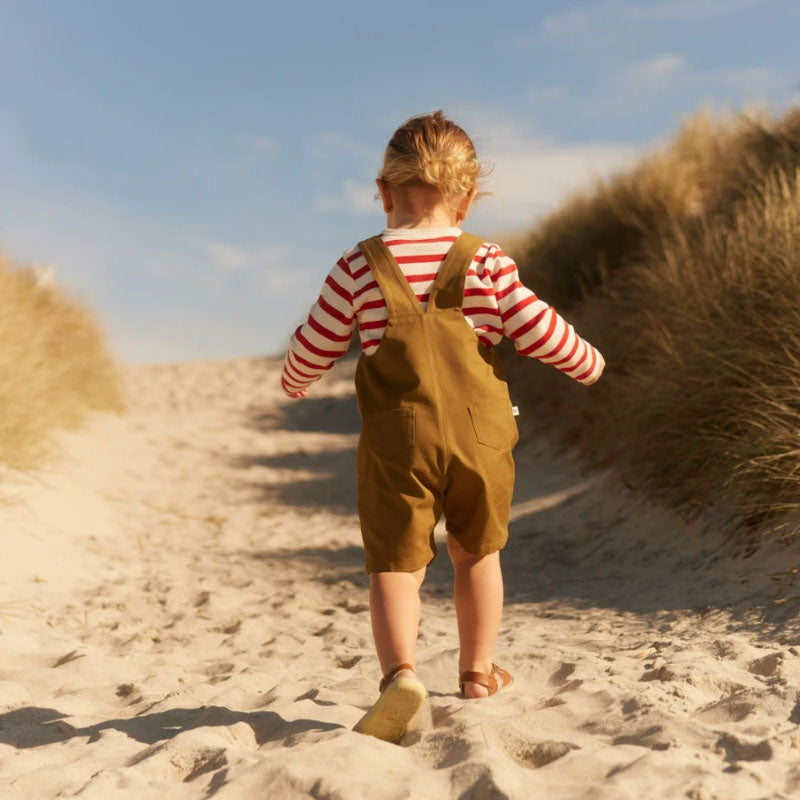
[507,106,800,539]
[0,253,124,469]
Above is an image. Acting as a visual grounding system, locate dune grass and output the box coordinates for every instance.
[0,253,124,469]
[507,107,800,540]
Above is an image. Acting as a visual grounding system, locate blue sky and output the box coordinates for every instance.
[1,0,797,363]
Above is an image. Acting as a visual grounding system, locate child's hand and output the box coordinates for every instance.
[583,352,606,385]
[286,388,309,399]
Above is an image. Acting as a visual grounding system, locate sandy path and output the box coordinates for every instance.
[2,356,800,799]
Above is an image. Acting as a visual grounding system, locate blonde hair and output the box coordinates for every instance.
[378,110,488,199]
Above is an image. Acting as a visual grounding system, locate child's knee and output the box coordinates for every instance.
[446,532,482,564]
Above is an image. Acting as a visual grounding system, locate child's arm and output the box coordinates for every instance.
[280,254,356,398]
[486,244,605,385]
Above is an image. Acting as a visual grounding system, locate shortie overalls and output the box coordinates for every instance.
[355,232,519,573]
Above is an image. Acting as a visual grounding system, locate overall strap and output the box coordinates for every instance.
[427,232,485,311]
[358,236,423,318]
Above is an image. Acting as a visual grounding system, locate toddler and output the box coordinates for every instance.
[280,110,604,743]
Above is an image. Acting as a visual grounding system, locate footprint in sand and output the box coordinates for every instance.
[748,651,784,678]
[549,661,576,686]
[715,732,773,763]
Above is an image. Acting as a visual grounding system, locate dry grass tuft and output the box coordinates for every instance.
[508,106,800,540]
[0,253,124,469]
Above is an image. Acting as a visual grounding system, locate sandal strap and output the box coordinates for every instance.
[379,662,415,692]
[459,669,498,695]
[459,663,513,696]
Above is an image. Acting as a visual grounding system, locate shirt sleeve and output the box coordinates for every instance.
[280,254,356,396]
[487,245,603,385]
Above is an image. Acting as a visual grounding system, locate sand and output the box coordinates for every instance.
[2,355,800,799]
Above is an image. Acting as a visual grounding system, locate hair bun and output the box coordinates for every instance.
[379,110,487,199]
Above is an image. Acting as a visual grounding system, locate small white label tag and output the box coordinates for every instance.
[512,405,519,417]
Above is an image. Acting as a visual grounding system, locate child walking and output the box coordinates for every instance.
[280,110,605,743]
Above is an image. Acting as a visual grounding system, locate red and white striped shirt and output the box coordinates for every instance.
[281,226,603,396]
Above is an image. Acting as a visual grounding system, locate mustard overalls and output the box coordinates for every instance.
[355,232,519,573]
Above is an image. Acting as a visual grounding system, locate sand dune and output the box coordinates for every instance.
[2,356,800,799]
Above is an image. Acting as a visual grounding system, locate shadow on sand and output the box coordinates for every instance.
[0,704,342,749]
[232,385,800,644]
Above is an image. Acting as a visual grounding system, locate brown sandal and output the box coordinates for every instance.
[379,662,415,692]
[459,663,513,697]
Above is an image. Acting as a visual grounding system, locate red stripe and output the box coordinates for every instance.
[393,254,447,265]
[295,330,345,359]
[550,337,580,367]
[405,271,439,283]
[286,355,315,380]
[518,309,557,354]
[502,295,541,326]
[336,257,352,276]
[575,347,598,382]
[307,313,351,343]
[463,286,494,298]
[318,294,353,327]
[281,376,304,392]
[325,273,351,303]
[463,305,499,317]
[292,351,333,372]
[284,363,309,385]
[359,318,388,331]
[475,324,503,336]
[361,338,381,349]
[495,281,524,301]
[478,335,493,348]
[359,298,386,311]
[346,250,363,263]
[491,265,517,283]
[501,296,547,332]
[383,235,458,245]
[561,341,589,373]
[351,263,371,280]
[538,321,571,361]
[354,280,378,299]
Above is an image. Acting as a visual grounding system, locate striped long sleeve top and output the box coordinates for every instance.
[280,226,603,396]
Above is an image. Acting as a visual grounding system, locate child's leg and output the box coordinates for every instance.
[369,567,426,681]
[446,532,503,698]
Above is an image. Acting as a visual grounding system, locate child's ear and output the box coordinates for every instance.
[375,179,393,213]
[456,188,476,222]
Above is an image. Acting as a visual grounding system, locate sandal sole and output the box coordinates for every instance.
[353,677,427,744]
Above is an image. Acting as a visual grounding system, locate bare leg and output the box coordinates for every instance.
[369,567,426,683]
[447,533,503,698]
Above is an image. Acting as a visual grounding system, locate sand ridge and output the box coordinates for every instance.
[1,355,800,799]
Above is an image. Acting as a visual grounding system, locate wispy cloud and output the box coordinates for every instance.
[474,139,639,228]
[542,0,767,35]
[307,131,381,164]
[314,179,377,215]
[618,53,687,92]
[236,133,278,157]
[199,239,310,293]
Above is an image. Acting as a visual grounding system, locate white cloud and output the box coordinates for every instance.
[439,108,640,228]
[618,53,687,92]
[542,0,766,35]
[237,133,278,157]
[473,139,639,228]
[315,179,378,215]
[200,240,291,273]
[199,240,310,294]
[307,131,381,163]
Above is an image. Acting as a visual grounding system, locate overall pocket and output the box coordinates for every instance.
[468,402,519,450]
[363,407,416,457]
